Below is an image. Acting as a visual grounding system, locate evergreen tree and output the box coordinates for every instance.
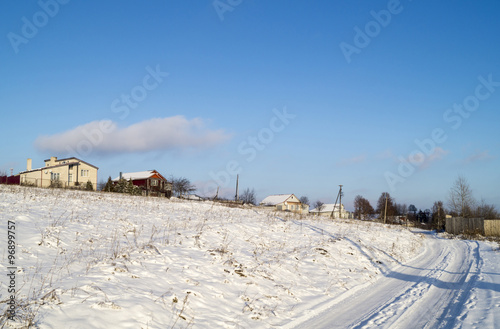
[127,179,141,196]
[85,181,94,191]
[114,178,127,193]
[408,204,418,221]
[104,176,114,192]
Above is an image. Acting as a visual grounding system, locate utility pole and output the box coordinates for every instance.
[331,185,343,219]
[384,193,388,224]
[214,186,219,201]
[235,174,239,201]
[339,185,343,219]
[438,204,441,231]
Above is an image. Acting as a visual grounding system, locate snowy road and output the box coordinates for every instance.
[289,233,500,329]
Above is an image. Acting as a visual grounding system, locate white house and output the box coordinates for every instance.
[310,203,351,219]
[19,157,98,190]
[260,194,309,214]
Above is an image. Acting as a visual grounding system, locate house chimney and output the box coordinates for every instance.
[27,158,32,171]
[119,172,123,180]
[50,156,57,166]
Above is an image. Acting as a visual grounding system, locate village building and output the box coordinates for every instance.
[19,157,98,190]
[113,170,172,198]
[260,194,309,214]
[310,203,351,218]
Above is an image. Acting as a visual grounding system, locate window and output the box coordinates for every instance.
[151,179,158,186]
[51,172,60,181]
[81,169,89,177]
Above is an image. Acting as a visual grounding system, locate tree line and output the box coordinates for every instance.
[347,175,498,230]
[96,173,497,227]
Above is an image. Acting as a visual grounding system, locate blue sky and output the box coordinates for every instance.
[1,0,499,211]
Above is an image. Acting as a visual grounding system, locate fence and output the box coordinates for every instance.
[19,176,95,190]
[0,175,20,185]
[446,217,500,237]
[484,219,500,237]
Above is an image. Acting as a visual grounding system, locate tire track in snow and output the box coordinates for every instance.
[432,241,483,329]
[388,240,480,329]
[438,241,488,328]
[290,235,483,329]
[357,239,482,329]
[352,241,455,328]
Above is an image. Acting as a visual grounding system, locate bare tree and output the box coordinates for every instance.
[376,192,395,221]
[447,175,475,218]
[474,199,498,219]
[313,200,325,215]
[394,203,408,216]
[171,177,196,197]
[400,203,408,216]
[240,188,256,205]
[97,179,107,191]
[299,196,310,206]
[432,201,446,230]
[354,195,375,220]
[354,195,364,219]
[362,198,375,219]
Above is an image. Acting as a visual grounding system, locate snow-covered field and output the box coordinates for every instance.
[0,185,498,328]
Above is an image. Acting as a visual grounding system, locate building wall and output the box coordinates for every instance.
[131,178,172,197]
[287,195,300,203]
[21,170,44,187]
[276,202,309,214]
[76,162,98,190]
[20,160,98,190]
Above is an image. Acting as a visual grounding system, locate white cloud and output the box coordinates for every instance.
[462,150,495,164]
[337,154,367,166]
[423,147,449,168]
[35,116,231,155]
[407,147,449,170]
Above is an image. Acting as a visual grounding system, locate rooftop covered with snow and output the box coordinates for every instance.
[260,194,297,206]
[113,170,166,181]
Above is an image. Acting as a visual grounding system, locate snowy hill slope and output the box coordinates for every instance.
[0,185,426,328]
